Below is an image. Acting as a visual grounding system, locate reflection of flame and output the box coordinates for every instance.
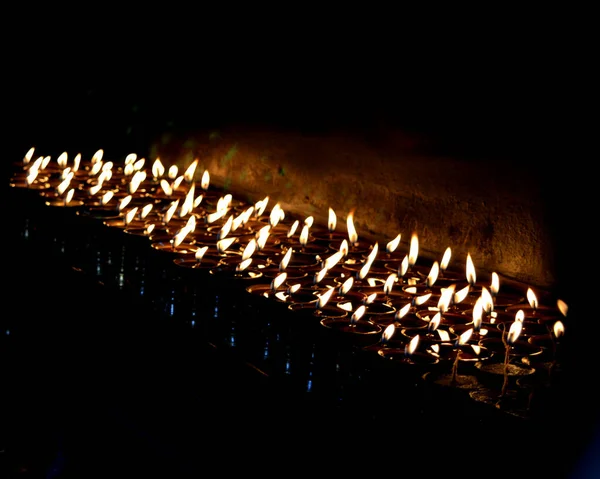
[386,234,401,253]
[440,247,451,271]
[466,253,476,285]
[406,334,419,356]
[347,211,358,245]
[426,261,439,287]
[328,207,337,232]
[408,233,419,267]
[527,288,538,309]
[351,304,366,324]
[507,321,523,345]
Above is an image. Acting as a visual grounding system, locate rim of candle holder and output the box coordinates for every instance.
[401,326,458,345]
[173,255,222,270]
[150,241,199,256]
[319,316,383,343]
[427,342,494,363]
[478,337,544,358]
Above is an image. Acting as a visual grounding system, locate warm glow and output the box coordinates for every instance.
[91,149,104,164]
[507,321,523,345]
[205,209,227,224]
[280,247,293,271]
[133,158,145,171]
[527,288,538,309]
[426,261,439,288]
[397,256,409,277]
[242,239,257,261]
[324,250,344,270]
[41,156,52,170]
[172,175,184,191]
[184,159,199,182]
[271,272,287,291]
[383,274,397,295]
[328,207,337,232]
[406,334,419,356]
[180,184,196,217]
[26,167,39,185]
[346,211,358,245]
[386,234,401,254]
[101,191,114,205]
[364,293,377,305]
[407,233,419,267]
[304,216,314,228]
[129,171,146,194]
[124,153,137,165]
[172,227,189,248]
[317,287,335,309]
[415,293,432,306]
[57,173,73,196]
[24,147,35,165]
[339,239,349,257]
[164,200,180,224]
[340,277,354,295]
[63,189,75,205]
[216,237,236,253]
[72,153,81,171]
[168,165,178,179]
[515,309,525,323]
[466,253,476,285]
[338,302,353,312]
[358,258,374,281]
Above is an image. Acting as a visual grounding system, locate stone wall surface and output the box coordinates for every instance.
[151,125,555,291]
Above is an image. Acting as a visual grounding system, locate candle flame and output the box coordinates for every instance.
[184,158,199,182]
[351,304,366,324]
[119,195,133,211]
[406,334,419,356]
[346,211,358,245]
[242,239,257,261]
[57,152,68,168]
[466,253,476,286]
[299,225,310,247]
[440,247,451,271]
[383,273,397,295]
[91,149,104,164]
[473,297,483,332]
[125,207,138,225]
[133,158,145,171]
[553,320,565,338]
[358,258,374,281]
[216,237,236,253]
[168,165,178,179]
[386,234,401,254]
[507,321,523,345]
[314,267,328,285]
[280,247,293,271]
[269,203,285,227]
[218,215,234,240]
[491,272,500,295]
[364,293,377,305]
[340,277,354,295]
[324,250,344,270]
[195,246,208,261]
[414,293,432,306]
[271,272,287,291]
[527,288,538,309]
[160,179,173,196]
[140,203,153,219]
[557,299,568,317]
[287,220,299,238]
[152,158,165,178]
[515,309,525,323]
[317,287,335,309]
[428,312,441,332]
[328,207,337,232]
[304,216,314,228]
[408,233,419,267]
[427,261,439,288]
[201,170,210,190]
[255,196,269,217]
[457,328,474,346]
[480,287,494,313]
[437,284,456,313]
[395,303,411,320]
[397,256,409,278]
[101,191,114,205]
[339,239,349,257]
[236,258,252,272]
[256,225,271,250]
[338,302,353,312]
[24,147,35,165]
[382,324,395,343]
[454,284,470,304]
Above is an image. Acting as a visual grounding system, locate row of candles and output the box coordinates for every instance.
[10,147,570,415]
